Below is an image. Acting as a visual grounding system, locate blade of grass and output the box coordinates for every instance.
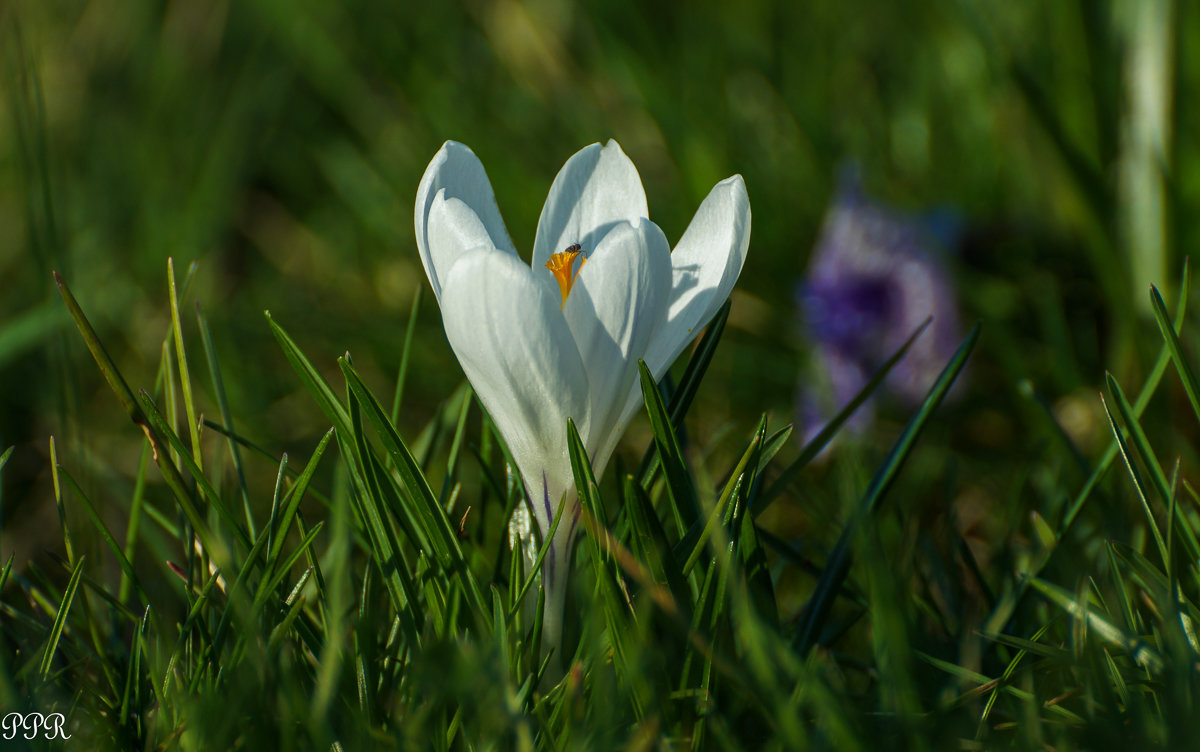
[197,300,254,536]
[53,463,151,606]
[624,474,693,624]
[341,358,488,627]
[682,430,761,577]
[1105,372,1200,561]
[269,429,334,565]
[137,389,250,552]
[341,388,424,642]
[1149,283,1200,423]
[1028,577,1163,673]
[167,258,204,472]
[506,496,567,624]
[266,311,350,433]
[636,301,732,487]
[983,266,1191,638]
[54,272,221,555]
[118,606,150,729]
[1060,261,1190,534]
[569,417,638,679]
[794,323,978,656]
[257,523,325,608]
[1099,391,1169,565]
[47,436,75,565]
[758,318,932,512]
[639,360,701,537]
[391,285,422,424]
[39,556,85,680]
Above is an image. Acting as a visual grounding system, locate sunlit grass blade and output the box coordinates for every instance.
[1058,261,1189,534]
[1027,577,1163,673]
[119,605,150,731]
[197,300,254,536]
[736,493,778,628]
[269,429,334,566]
[137,389,250,552]
[341,387,424,642]
[391,284,422,424]
[1099,391,1169,565]
[267,591,308,652]
[1104,372,1200,562]
[52,270,136,415]
[639,360,700,537]
[1149,283,1200,425]
[39,555,85,680]
[568,417,637,674]
[266,311,350,433]
[47,436,75,564]
[340,357,488,628]
[55,271,216,552]
[758,317,932,512]
[0,554,12,594]
[982,269,1192,640]
[794,323,978,656]
[167,258,203,472]
[976,619,1060,731]
[682,429,760,577]
[755,424,792,479]
[636,301,731,486]
[505,493,566,624]
[916,651,1085,724]
[257,524,325,607]
[53,462,150,606]
[624,474,692,624]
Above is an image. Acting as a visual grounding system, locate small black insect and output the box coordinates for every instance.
[564,243,581,254]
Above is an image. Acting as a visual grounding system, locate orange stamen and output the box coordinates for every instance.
[545,244,583,306]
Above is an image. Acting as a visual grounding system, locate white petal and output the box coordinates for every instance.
[650,175,751,375]
[440,249,589,535]
[531,141,649,273]
[561,219,672,465]
[425,191,499,289]
[415,142,516,302]
[617,175,751,425]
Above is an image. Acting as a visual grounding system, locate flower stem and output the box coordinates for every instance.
[539,528,576,682]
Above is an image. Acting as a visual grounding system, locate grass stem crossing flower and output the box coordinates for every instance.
[414,140,750,664]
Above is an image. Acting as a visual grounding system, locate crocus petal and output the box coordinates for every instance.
[415,141,516,302]
[617,175,751,425]
[561,219,672,464]
[425,190,506,290]
[650,175,751,373]
[531,141,649,273]
[439,249,590,534]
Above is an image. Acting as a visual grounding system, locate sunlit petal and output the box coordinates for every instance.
[531,141,649,274]
[415,141,516,301]
[562,218,672,463]
[618,175,751,424]
[439,248,589,531]
[426,190,509,293]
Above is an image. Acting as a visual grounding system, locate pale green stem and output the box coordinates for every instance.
[539,518,577,682]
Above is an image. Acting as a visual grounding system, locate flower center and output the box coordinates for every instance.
[545,243,585,307]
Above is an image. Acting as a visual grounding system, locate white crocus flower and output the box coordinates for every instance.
[414,140,750,659]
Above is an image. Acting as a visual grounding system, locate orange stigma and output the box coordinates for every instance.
[545,243,585,306]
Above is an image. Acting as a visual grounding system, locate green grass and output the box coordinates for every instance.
[5,1,1200,749]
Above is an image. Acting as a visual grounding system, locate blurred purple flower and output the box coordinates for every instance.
[797,169,962,445]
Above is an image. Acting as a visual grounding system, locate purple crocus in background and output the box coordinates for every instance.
[797,168,962,445]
